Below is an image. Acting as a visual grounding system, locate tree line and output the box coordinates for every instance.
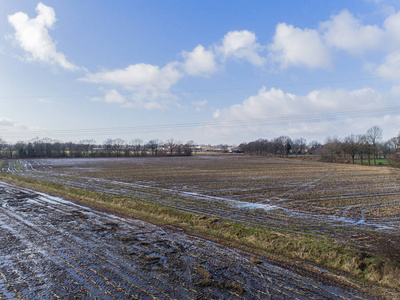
[239,126,400,166]
[2,125,400,166]
[0,137,194,159]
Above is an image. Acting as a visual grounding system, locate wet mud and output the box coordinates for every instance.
[6,158,399,253]
[0,181,372,299]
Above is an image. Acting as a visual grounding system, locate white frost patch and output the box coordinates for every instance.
[235,202,279,211]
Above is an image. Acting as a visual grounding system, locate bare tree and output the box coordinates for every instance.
[175,141,183,156]
[103,139,113,157]
[113,138,126,157]
[166,138,176,156]
[381,139,395,159]
[358,134,371,165]
[343,134,359,164]
[293,138,307,157]
[6,143,14,159]
[272,137,284,157]
[321,137,344,163]
[14,141,27,158]
[278,136,293,157]
[0,138,6,158]
[308,140,322,155]
[366,126,383,165]
[80,139,96,157]
[147,139,160,156]
[183,140,194,156]
[131,138,143,156]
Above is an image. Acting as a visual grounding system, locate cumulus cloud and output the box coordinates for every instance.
[383,11,400,41]
[81,62,182,91]
[7,2,81,71]
[103,89,127,104]
[81,62,183,109]
[182,45,217,76]
[321,10,384,54]
[215,86,384,120]
[90,86,180,110]
[209,86,389,142]
[217,30,266,66]
[269,23,331,69]
[376,50,400,80]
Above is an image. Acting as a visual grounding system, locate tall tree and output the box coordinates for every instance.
[366,126,383,166]
[344,134,359,164]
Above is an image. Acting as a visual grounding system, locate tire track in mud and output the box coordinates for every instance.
[10,159,400,221]
[68,174,400,230]
[257,167,338,204]
[0,222,91,299]
[0,181,373,299]
[14,168,399,237]
[21,194,202,298]
[21,192,264,296]
[0,183,259,299]
[12,191,211,298]
[0,188,189,299]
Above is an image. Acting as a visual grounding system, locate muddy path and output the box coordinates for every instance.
[0,181,373,299]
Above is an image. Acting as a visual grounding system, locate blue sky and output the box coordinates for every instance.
[1,0,400,145]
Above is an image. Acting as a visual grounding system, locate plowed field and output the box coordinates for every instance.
[0,181,370,299]
[1,156,400,298]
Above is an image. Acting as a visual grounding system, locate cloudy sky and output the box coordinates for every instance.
[1,0,400,145]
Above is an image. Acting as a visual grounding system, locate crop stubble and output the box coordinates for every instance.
[1,156,400,297]
[0,181,371,299]
[7,157,399,246]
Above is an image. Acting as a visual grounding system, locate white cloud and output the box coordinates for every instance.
[91,88,177,110]
[0,117,31,142]
[103,89,127,104]
[321,10,384,54]
[81,62,183,109]
[81,62,182,91]
[7,2,81,71]
[0,118,23,129]
[192,100,208,111]
[215,86,384,120]
[376,50,400,80]
[383,11,400,45]
[182,45,217,76]
[209,86,389,143]
[269,23,331,69]
[217,30,265,66]
[391,84,400,95]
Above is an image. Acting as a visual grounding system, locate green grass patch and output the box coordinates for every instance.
[0,159,6,170]
[353,158,388,165]
[0,172,399,292]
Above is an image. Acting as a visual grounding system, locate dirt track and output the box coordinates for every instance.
[0,181,372,299]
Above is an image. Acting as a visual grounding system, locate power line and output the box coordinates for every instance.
[1,105,399,139]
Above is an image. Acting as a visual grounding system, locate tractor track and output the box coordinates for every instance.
[0,180,373,299]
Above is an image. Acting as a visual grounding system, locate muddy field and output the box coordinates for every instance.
[1,156,400,298]
[5,156,400,252]
[0,181,371,299]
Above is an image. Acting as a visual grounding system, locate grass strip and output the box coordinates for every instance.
[0,173,399,294]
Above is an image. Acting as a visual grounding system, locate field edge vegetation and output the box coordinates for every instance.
[0,173,398,297]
